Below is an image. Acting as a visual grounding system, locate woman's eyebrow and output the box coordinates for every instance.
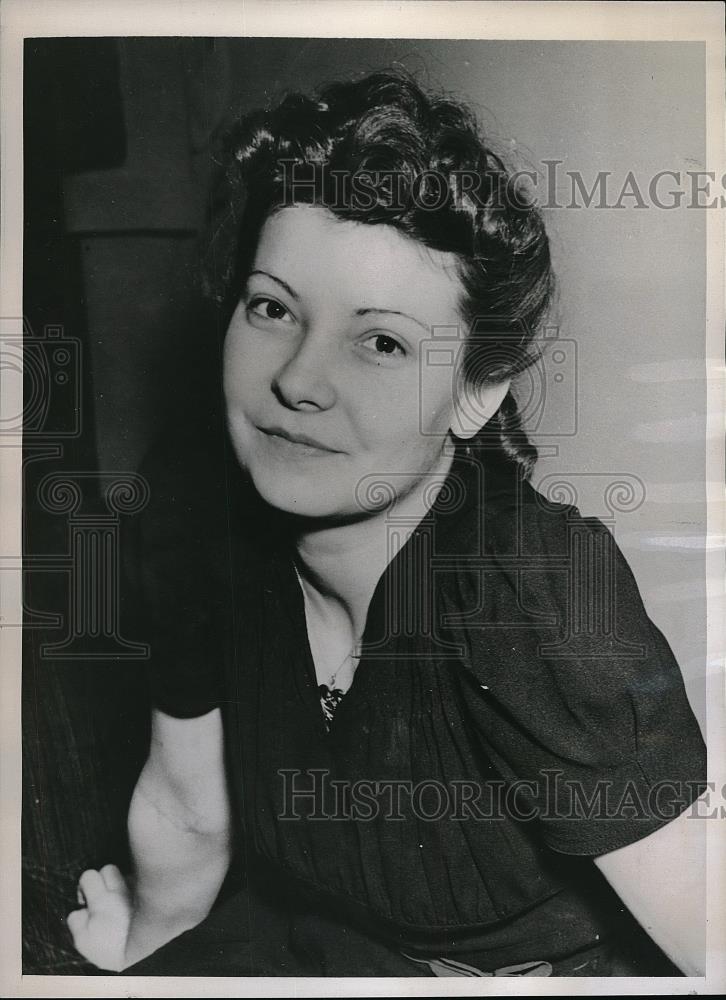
[248,270,299,301]
[355,307,429,333]
[248,272,428,332]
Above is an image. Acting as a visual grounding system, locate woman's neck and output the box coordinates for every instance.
[291,446,457,642]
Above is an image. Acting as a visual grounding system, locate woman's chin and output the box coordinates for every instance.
[248,473,352,521]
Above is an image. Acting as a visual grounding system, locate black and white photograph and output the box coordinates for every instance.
[2,1,724,995]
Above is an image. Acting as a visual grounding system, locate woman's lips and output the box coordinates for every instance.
[257,425,341,456]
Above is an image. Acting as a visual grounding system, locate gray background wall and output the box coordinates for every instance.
[60,37,707,726]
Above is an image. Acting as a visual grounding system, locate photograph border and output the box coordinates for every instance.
[2,2,724,996]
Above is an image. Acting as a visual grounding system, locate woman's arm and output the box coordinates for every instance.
[594,793,708,976]
[124,706,232,966]
[68,707,231,971]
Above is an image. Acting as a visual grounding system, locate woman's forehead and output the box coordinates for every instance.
[252,205,464,318]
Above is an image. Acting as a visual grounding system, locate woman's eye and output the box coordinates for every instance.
[247,296,294,323]
[362,333,406,359]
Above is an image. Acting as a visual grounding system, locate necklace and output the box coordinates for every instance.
[318,647,360,728]
[293,562,362,729]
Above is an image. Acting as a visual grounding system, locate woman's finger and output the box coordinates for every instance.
[66,907,88,937]
[77,869,106,905]
[99,864,128,895]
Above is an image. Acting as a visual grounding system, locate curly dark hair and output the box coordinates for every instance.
[203,70,555,479]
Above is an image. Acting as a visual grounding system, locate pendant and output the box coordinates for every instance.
[319,683,346,729]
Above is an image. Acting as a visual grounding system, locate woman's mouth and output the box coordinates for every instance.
[257,425,342,457]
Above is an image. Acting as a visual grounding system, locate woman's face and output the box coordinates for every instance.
[223,205,498,520]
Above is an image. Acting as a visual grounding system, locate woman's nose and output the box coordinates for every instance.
[271,330,337,412]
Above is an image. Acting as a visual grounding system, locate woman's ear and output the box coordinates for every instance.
[450,378,511,441]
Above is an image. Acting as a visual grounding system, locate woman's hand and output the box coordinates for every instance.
[67,864,133,972]
[66,710,231,972]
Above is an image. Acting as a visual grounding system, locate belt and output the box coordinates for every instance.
[402,953,553,977]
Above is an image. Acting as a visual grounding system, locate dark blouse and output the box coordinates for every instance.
[136,436,706,976]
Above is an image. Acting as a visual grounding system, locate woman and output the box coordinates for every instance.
[67,71,707,977]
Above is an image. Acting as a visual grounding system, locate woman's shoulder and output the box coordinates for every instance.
[435,456,706,858]
[436,449,602,563]
[433,450,673,666]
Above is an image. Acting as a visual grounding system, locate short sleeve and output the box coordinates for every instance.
[456,495,707,857]
[128,427,233,719]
